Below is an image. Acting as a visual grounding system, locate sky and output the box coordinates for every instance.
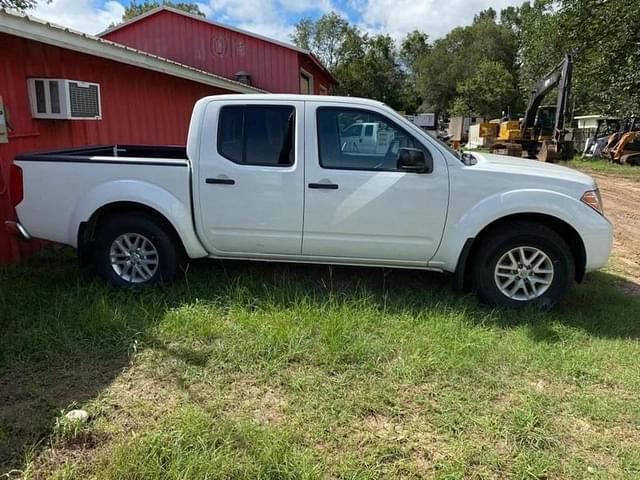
[28,0,524,43]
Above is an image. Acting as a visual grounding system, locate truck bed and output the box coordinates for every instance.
[14,144,193,249]
[16,145,188,166]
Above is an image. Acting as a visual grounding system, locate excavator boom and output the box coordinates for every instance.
[522,54,573,140]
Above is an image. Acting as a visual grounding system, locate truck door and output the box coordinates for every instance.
[194,100,304,256]
[302,102,449,264]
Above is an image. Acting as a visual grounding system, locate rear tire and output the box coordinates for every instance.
[472,221,575,309]
[93,213,184,287]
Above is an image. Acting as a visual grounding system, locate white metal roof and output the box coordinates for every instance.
[0,8,265,94]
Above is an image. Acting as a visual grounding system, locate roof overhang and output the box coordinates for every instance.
[0,8,265,94]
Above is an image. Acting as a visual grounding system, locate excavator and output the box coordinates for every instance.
[491,54,574,162]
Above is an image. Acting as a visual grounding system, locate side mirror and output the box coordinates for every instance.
[397,147,433,174]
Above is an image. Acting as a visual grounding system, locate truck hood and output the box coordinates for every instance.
[470,152,597,189]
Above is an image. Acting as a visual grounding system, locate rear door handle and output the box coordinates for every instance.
[308,182,338,190]
[206,178,235,185]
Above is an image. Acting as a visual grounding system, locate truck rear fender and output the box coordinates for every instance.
[69,180,208,258]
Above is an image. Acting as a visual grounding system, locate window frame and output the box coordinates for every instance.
[315,106,431,173]
[300,68,314,94]
[217,104,296,168]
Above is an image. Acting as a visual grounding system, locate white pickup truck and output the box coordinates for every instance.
[6,94,613,308]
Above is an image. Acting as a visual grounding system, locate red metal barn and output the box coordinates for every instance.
[101,6,336,95]
[0,7,334,263]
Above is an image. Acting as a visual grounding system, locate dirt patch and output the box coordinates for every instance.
[241,384,288,425]
[591,173,640,294]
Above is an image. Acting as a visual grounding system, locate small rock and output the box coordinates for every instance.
[65,409,89,423]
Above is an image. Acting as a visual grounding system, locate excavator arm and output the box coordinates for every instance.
[521,54,573,142]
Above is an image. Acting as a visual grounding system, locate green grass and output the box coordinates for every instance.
[2,249,640,479]
[565,156,640,178]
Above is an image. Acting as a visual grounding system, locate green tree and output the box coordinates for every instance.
[415,10,519,115]
[291,12,356,70]
[455,60,518,118]
[399,31,430,112]
[289,18,314,50]
[517,0,640,116]
[333,33,405,106]
[449,97,474,117]
[0,0,40,10]
[399,30,430,74]
[121,1,205,22]
[291,13,409,110]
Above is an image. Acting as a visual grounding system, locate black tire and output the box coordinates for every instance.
[472,221,575,309]
[93,213,184,287]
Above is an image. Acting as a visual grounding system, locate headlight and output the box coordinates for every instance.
[581,189,603,215]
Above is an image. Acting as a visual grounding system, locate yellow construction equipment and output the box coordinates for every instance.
[610,130,640,164]
[491,55,574,162]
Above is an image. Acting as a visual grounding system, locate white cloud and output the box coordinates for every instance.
[202,0,287,41]
[25,0,526,44]
[278,0,335,13]
[29,0,125,35]
[202,0,337,43]
[352,0,523,40]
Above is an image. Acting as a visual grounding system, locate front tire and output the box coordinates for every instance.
[93,213,183,287]
[472,221,575,309]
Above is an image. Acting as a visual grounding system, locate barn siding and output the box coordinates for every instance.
[103,10,336,94]
[0,33,231,263]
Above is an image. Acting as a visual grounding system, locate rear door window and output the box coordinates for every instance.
[218,105,295,166]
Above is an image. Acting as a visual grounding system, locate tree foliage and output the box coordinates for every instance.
[517,0,640,116]
[291,1,638,119]
[455,60,518,118]
[121,1,205,22]
[291,13,354,71]
[292,14,410,111]
[414,10,519,116]
[0,0,38,10]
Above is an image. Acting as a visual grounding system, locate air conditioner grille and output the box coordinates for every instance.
[69,82,100,118]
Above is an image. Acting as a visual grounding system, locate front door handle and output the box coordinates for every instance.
[206,178,235,185]
[308,182,338,190]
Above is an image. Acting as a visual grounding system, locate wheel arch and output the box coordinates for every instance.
[77,201,186,267]
[454,212,587,290]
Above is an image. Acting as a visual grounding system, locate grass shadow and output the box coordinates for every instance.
[0,250,166,472]
[1,248,639,473]
[191,257,640,341]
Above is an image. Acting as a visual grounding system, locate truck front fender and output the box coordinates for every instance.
[69,180,208,258]
[431,188,611,272]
